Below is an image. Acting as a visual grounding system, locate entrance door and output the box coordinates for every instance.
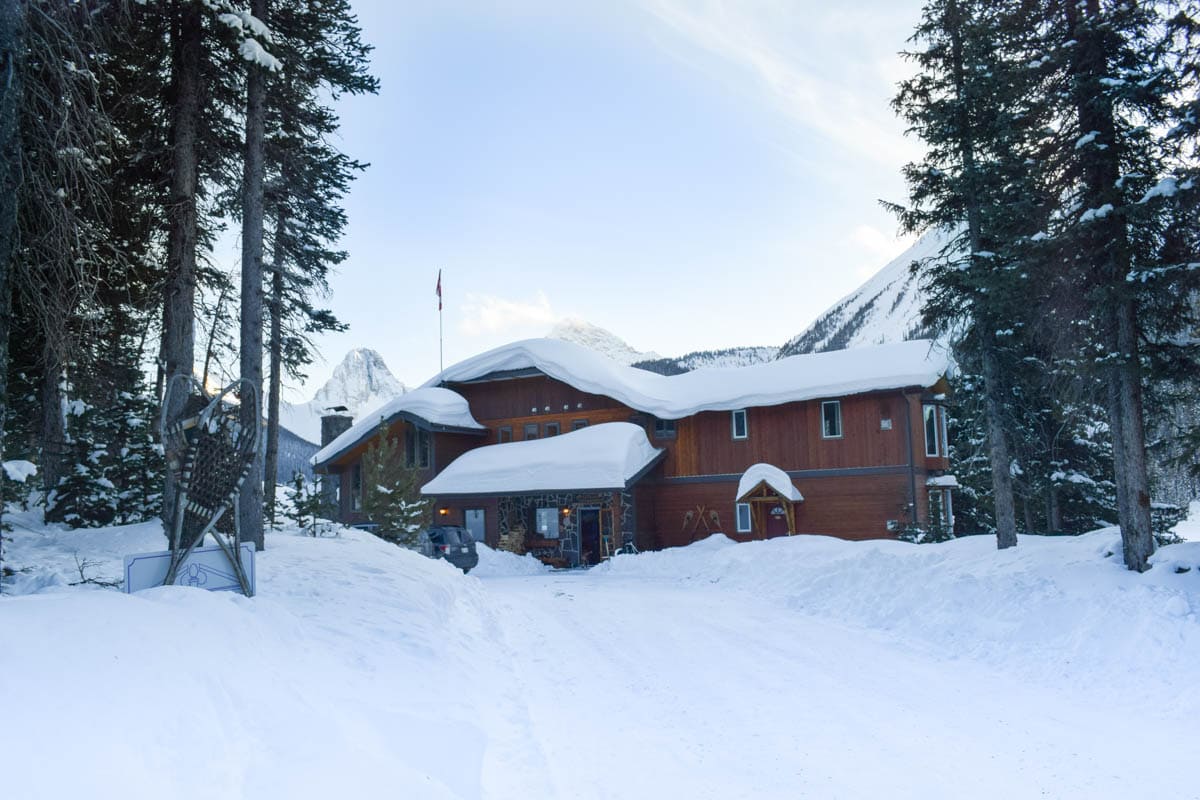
[464,508,486,544]
[578,508,601,565]
[764,503,790,538]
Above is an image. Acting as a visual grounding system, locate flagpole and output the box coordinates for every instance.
[437,269,444,373]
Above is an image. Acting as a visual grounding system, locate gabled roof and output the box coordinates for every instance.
[420,422,665,498]
[311,387,485,469]
[736,463,804,503]
[425,338,950,419]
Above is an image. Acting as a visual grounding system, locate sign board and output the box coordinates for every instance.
[124,543,256,595]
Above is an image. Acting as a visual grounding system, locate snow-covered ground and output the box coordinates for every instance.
[2,511,1198,799]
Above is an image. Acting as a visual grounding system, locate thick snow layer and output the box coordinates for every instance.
[312,386,484,466]
[427,338,949,420]
[927,474,960,488]
[3,459,37,483]
[471,543,551,577]
[547,317,661,365]
[421,422,662,496]
[736,462,803,502]
[4,515,1200,798]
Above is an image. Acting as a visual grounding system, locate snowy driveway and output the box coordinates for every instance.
[478,570,1198,799]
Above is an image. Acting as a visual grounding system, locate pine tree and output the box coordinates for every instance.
[361,423,431,548]
[890,0,1051,549]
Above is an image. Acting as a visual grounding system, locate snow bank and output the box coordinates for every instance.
[471,543,551,577]
[421,422,663,496]
[599,529,1200,713]
[1,522,507,800]
[312,385,484,466]
[736,463,803,501]
[425,337,950,419]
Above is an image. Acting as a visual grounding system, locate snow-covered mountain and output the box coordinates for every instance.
[633,346,778,375]
[778,230,950,357]
[280,348,407,445]
[547,318,661,366]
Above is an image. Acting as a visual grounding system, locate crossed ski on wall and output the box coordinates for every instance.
[160,376,258,596]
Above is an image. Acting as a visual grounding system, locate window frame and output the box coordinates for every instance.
[350,463,363,512]
[731,409,748,440]
[571,419,588,431]
[523,423,539,441]
[544,421,561,437]
[417,429,431,468]
[653,418,677,439]
[735,502,752,533]
[821,400,843,439]
[923,404,940,458]
[498,426,513,443]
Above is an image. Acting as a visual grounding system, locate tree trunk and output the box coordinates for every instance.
[160,0,203,537]
[39,346,66,513]
[1047,485,1061,534]
[0,0,22,562]
[237,0,268,550]
[262,212,285,528]
[1114,297,1155,569]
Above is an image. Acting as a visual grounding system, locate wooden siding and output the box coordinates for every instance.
[450,375,625,423]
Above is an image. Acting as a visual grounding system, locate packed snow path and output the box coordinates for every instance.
[482,572,1196,799]
[3,518,1199,799]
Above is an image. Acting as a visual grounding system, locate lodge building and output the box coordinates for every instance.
[311,338,956,566]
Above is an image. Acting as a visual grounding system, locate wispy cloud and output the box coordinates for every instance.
[458,291,559,337]
[637,0,921,168]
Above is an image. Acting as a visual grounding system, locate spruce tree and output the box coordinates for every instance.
[361,423,431,548]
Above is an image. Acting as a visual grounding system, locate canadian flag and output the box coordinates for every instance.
[436,269,442,311]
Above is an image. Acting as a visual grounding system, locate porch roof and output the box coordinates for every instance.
[421,422,665,499]
[736,463,804,503]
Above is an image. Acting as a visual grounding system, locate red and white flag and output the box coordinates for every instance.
[436,269,443,311]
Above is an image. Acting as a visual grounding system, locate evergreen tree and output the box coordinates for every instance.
[361,423,431,548]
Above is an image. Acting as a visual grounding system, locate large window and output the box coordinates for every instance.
[524,423,539,440]
[821,401,842,438]
[350,464,362,511]
[654,418,676,439]
[731,409,748,440]
[418,430,431,468]
[923,404,940,457]
[930,488,954,531]
[535,507,560,539]
[735,502,752,533]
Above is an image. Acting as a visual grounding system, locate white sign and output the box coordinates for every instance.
[124,543,256,595]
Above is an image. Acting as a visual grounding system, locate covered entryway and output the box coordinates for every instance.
[736,463,804,538]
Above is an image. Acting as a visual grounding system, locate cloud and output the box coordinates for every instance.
[458,291,559,337]
[637,0,922,168]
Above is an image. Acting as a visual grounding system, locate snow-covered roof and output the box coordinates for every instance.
[420,422,665,497]
[425,338,949,419]
[736,463,804,503]
[312,387,485,468]
[927,475,960,488]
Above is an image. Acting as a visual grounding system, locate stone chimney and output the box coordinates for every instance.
[321,405,353,447]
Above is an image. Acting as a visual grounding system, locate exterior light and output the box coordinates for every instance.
[438,508,449,516]
[543,406,550,412]
[561,507,570,516]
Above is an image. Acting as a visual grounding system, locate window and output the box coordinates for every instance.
[923,404,940,457]
[880,418,893,431]
[735,503,752,533]
[350,464,362,512]
[535,507,560,539]
[929,488,953,531]
[653,418,676,439]
[821,401,842,438]
[498,426,512,443]
[544,422,560,437]
[524,423,539,440]
[571,419,588,431]
[731,409,748,440]
[418,429,431,468]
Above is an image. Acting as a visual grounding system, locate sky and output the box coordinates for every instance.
[287,0,927,400]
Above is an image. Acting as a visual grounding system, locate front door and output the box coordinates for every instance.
[578,508,601,565]
[464,508,486,544]
[765,504,790,538]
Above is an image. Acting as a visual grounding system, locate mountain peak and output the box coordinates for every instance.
[547,317,660,366]
[312,347,406,410]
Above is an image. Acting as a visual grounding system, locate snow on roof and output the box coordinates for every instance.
[312,387,484,467]
[425,338,949,419]
[927,475,960,488]
[736,463,804,503]
[420,422,664,497]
